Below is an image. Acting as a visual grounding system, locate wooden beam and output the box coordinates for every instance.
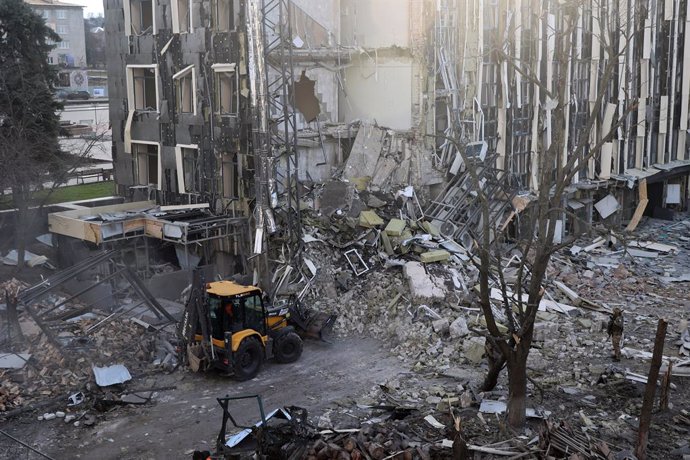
[626,179,649,232]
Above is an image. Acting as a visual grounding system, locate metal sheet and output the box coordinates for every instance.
[92,364,132,386]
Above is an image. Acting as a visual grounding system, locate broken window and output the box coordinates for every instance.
[212,64,238,115]
[172,0,191,33]
[126,0,154,36]
[212,0,236,32]
[175,145,199,192]
[132,142,160,187]
[127,65,158,111]
[221,153,238,198]
[173,65,196,114]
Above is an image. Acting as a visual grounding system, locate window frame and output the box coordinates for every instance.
[123,0,157,36]
[131,141,161,189]
[171,0,192,34]
[212,0,235,32]
[175,144,200,193]
[56,9,66,19]
[212,63,239,116]
[126,64,160,113]
[220,152,239,199]
[172,64,197,115]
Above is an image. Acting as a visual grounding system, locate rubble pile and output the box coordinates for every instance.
[0,277,181,414]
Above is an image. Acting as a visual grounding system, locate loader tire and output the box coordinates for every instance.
[274,331,303,363]
[233,337,263,381]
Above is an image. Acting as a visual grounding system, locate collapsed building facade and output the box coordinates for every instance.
[45,0,690,286]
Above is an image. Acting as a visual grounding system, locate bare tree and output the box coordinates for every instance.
[448,0,642,428]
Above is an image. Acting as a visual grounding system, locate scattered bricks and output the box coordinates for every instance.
[43,412,56,420]
[359,210,384,228]
[432,318,450,334]
[384,219,406,237]
[449,317,469,338]
[64,414,76,423]
[420,249,450,263]
[56,411,65,418]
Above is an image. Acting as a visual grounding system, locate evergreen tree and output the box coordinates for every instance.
[0,0,64,269]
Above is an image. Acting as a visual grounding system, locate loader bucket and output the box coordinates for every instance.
[288,298,337,342]
[303,312,337,342]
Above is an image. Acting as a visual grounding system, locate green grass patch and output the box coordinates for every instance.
[0,181,116,210]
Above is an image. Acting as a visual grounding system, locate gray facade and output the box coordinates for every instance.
[104,0,249,215]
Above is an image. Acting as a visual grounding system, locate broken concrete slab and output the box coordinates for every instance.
[463,337,485,364]
[384,218,406,237]
[343,125,386,181]
[403,262,446,300]
[449,317,469,339]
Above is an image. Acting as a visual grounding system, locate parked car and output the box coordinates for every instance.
[66,90,90,100]
[54,89,69,100]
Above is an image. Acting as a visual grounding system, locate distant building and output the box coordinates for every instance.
[24,0,88,90]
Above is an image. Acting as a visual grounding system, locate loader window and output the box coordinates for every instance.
[208,297,223,340]
[242,294,265,335]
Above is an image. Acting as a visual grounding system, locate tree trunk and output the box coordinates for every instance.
[13,187,28,271]
[506,351,527,429]
[481,338,506,391]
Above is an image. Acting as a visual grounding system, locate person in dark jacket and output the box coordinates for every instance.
[607,307,624,361]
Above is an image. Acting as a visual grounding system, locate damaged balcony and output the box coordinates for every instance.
[47,200,248,246]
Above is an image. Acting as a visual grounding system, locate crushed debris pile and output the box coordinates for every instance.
[0,253,182,415]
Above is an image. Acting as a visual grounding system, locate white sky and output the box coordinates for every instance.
[70,0,104,18]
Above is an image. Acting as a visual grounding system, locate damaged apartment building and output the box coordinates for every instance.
[46,0,690,287]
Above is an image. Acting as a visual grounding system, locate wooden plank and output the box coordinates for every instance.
[48,214,90,242]
[626,179,649,232]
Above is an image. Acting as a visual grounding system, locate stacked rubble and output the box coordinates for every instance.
[0,267,181,418]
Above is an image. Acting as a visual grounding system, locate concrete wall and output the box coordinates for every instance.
[340,0,409,48]
[340,55,413,130]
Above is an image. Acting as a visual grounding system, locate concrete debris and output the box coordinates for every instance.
[403,262,446,300]
[449,316,469,338]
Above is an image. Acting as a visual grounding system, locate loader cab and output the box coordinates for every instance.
[205,281,267,340]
